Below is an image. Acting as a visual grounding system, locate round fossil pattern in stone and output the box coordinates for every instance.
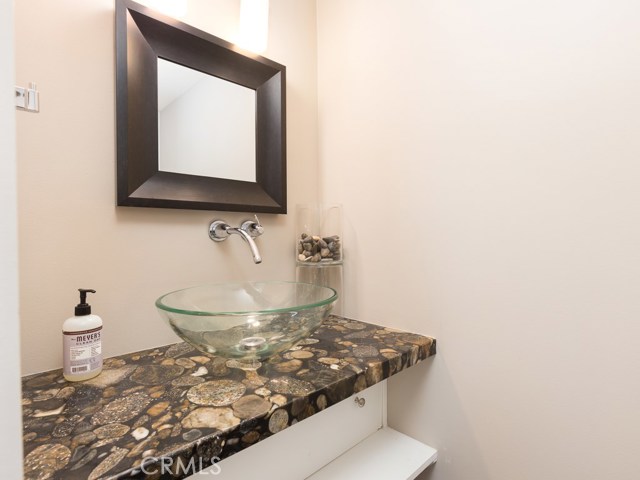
[232,395,271,419]
[147,400,171,417]
[165,342,195,358]
[94,423,130,439]
[289,350,314,359]
[131,427,149,440]
[187,380,246,407]
[242,430,260,444]
[130,365,184,385]
[91,392,151,425]
[353,345,379,358]
[181,407,240,430]
[182,429,203,442]
[171,375,205,387]
[267,376,315,396]
[273,359,303,373]
[87,446,128,480]
[24,443,71,479]
[268,408,289,433]
[175,357,196,368]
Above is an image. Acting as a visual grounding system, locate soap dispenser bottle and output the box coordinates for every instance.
[63,289,103,381]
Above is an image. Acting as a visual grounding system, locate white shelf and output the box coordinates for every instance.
[306,427,437,480]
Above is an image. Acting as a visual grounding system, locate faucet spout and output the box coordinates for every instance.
[225,227,262,264]
[209,218,265,264]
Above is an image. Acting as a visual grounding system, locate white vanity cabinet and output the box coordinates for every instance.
[190,381,437,480]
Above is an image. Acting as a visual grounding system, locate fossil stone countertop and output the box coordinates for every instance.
[22,315,436,479]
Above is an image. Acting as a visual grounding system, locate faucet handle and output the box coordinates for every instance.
[241,215,264,238]
[209,220,230,242]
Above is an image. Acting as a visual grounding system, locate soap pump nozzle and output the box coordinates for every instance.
[75,288,96,316]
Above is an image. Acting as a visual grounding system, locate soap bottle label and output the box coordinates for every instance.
[63,326,103,375]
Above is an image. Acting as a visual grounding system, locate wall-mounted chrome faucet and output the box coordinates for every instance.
[209,216,264,264]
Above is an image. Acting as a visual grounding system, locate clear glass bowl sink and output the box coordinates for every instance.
[156,281,337,362]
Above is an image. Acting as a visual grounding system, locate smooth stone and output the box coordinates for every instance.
[345,322,367,331]
[94,423,130,439]
[87,446,128,480]
[165,342,195,358]
[353,375,367,392]
[25,373,58,388]
[316,394,328,411]
[151,413,173,429]
[254,387,271,397]
[146,401,171,417]
[52,421,75,438]
[273,359,303,373]
[208,356,230,376]
[71,431,96,448]
[91,392,151,425]
[56,387,75,399]
[127,437,158,458]
[270,394,287,407]
[175,358,196,368]
[182,429,202,442]
[268,409,289,433]
[131,427,149,440]
[267,376,315,396]
[290,397,309,417]
[241,430,260,444]
[181,407,240,430]
[190,356,212,364]
[171,375,205,387]
[365,362,384,385]
[70,448,97,471]
[133,414,150,428]
[232,395,271,419]
[69,445,90,463]
[353,345,379,358]
[289,350,314,359]
[129,365,184,386]
[318,357,340,365]
[191,366,209,376]
[83,365,138,388]
[24,443,71,479]
[187,380,246,407]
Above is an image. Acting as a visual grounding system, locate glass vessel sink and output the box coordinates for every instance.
[156,281,337,363]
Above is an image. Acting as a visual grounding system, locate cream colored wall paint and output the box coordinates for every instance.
[16,0,319,374]
[1,0,25,475]
[317,1,640,479]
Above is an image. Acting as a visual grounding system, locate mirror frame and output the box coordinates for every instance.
[115,0,287,213]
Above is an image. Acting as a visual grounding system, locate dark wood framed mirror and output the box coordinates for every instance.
[115,0,286,213]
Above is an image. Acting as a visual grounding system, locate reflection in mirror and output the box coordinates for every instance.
[157,59,256,182]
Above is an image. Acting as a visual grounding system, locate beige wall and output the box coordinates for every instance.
[16,0,319,374]
[317,1,640,479]
[2,0,24,474]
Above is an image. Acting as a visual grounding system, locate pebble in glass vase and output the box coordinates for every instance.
[295,204,344,314]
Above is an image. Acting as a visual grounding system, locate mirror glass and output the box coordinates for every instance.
[157,58,256,182]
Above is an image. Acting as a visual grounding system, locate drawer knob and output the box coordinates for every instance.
[354,396,366,407]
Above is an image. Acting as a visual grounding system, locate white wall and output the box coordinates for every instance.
[1,0,24,475]
[16,0,319,374]
[317,1,640,479]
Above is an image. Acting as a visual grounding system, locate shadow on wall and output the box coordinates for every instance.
[387,357,491,480]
